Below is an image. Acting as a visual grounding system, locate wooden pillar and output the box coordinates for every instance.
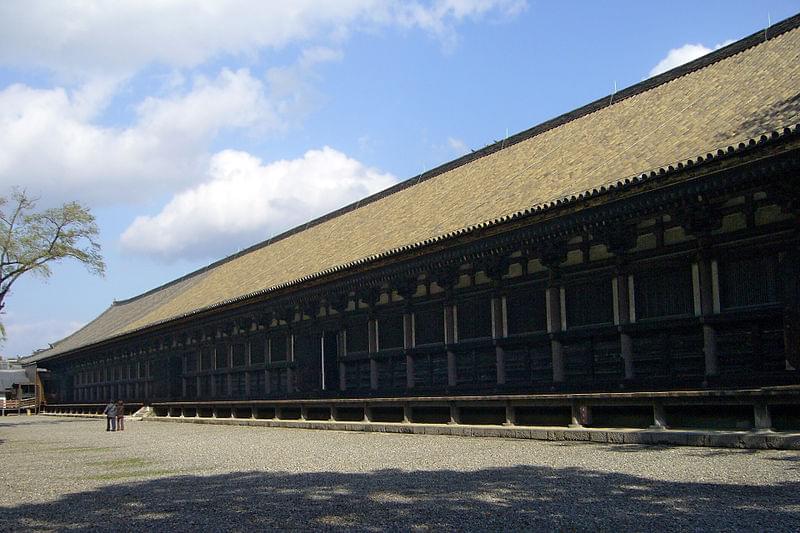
[244,342,251,398]
[210,345,217,397]
[226,342,233,397]
[404,309,415,388]
[144,361,151,400]
[781,242,800,370]
[286,333,294,393]
[547,282,565,383]
[338,328,347,391]
[445,304,457,387]
[368,316,378,390]
[697,253,718,378]
[615,270,635,380]
[492,294,506,385]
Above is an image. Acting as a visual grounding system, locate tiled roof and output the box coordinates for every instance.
[26,15,800,363]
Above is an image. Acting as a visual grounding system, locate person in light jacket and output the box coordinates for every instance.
[103,400,117,431]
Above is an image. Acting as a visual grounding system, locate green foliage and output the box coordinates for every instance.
[0,188,105,338]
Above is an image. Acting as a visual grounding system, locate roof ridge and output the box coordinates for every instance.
[107,12,800,308]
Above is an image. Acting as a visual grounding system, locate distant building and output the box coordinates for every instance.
[0,368,35,409]
[22,16,800,426]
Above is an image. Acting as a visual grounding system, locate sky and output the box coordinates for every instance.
[1,0,798,358]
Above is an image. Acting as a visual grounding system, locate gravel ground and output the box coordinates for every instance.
[1,416,799,531]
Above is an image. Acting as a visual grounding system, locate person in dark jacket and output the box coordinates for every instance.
[116,400,125,431]
[103,400,117,431]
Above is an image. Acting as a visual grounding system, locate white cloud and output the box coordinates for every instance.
[0,68,302,204]
[447,137,470,156]
[393,0,526,50]
[0,1,527,76]
[648,39,734,78]
[2,317,86,358]
[0,2,525,205]
[120,147,397,260]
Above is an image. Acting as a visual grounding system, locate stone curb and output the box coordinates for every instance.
[130,415,800,450]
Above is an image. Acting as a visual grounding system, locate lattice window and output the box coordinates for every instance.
[200,347,213,370]
[185,352,198,373]
[185,378,197,399]
[506,285,547,334]
[269,368,287,393]
[215,344,228,368]
[232,344,246,367]
[344,359,371,389]
[564,279,613,327]
[457,296,493,340]
[250,371,265,396]
[213,374,227,397]
[346,317,369,353]
[414,303,444,345]
[720,255,780,309]
[270,335,287,362]
[635,267,694,319]
[250,337,266,365]
[378,314,404,350]
[230,372,246,397]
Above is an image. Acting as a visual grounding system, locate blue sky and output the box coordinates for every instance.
[1,0,798,358]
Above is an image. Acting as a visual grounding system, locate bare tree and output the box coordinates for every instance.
[0,189,105,337]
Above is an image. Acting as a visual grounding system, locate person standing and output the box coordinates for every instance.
[116,400,125,431]
[103,400,117,431]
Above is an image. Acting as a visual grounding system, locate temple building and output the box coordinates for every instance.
[24,16,800,431]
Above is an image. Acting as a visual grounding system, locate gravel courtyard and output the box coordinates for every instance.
[1,416,799,531]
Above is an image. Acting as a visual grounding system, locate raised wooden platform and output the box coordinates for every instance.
[42,386,800,448]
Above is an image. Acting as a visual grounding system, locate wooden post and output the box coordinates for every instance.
[338,328,347,391]
[547,284,565,383]
[404,310,415,388]
[286,333,294,393]
[244,342,251,398]
[697,254,718,378]
[369,316,378,390]
[445,304,457,387]
[615,272,635,380]
[781,243,800,370]
[492,294,506,385]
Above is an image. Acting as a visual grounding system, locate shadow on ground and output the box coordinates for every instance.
[0,417,90,428]
[2,465,798,531]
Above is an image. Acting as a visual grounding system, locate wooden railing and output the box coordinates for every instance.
[142,385,800,433]
[0,397,37,414]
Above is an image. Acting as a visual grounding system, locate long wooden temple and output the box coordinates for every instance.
[25,15,800,434]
